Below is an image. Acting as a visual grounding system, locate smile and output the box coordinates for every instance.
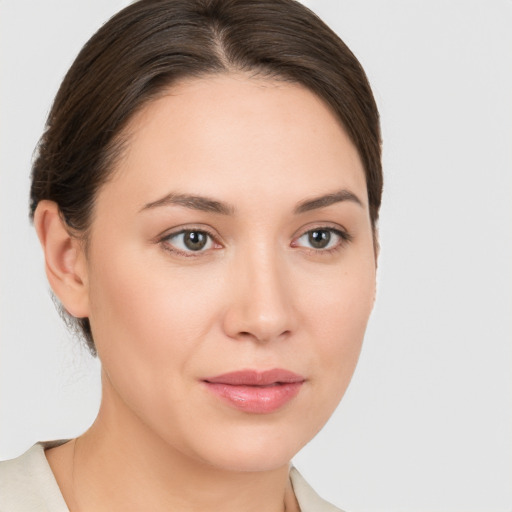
[203,369,305,414]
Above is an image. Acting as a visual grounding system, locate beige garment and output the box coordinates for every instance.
[0,442,344,512]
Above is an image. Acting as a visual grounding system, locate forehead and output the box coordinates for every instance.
[100,73,367,213]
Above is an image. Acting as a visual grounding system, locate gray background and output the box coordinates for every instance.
[1,1,511,511]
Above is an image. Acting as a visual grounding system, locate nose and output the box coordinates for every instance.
[222,249,297,344]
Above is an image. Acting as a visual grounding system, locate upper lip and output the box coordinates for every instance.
[204,369,305,386]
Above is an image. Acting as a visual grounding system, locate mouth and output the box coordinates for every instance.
[203,369,305,414]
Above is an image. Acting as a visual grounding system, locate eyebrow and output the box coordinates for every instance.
[141,192,234,215]
[140,188,363,215]
[293,189,364,214]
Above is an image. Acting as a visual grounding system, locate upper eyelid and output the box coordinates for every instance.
[297,227,347,238]
[164,227,214,238]
[160,224,347,237]
[159,225,220,242]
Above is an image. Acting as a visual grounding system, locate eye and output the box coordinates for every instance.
[162,229,216,254]
[292,227,350,252]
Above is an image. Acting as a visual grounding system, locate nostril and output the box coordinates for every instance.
[235,329,292,344]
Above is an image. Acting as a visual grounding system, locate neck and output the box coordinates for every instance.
[47,374,299,512]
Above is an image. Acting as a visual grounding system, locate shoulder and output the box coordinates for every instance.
[290,466,346,512]
[0,442,69,512]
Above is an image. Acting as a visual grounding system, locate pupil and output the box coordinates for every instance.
[309,230,330,249]
[184,231,207,251]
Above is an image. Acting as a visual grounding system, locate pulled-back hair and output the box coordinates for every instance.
[30,0,382,354]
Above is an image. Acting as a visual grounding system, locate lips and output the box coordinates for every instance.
[203,369,305,414]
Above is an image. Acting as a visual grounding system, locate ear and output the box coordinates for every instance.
[33,200,90,318]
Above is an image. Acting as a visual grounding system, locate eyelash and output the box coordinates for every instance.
[159,226,352,258]
[292,227,353,256]
[160,227,220,258]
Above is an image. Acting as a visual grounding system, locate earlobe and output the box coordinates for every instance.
[33,200,90,318]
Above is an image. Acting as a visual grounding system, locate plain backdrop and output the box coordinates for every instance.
[1,1,511,511]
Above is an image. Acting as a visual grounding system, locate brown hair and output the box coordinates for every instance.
[30,0,382,354]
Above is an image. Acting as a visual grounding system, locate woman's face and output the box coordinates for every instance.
[83,74,376,471]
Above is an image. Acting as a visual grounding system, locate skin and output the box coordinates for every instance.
[35,74,377,512]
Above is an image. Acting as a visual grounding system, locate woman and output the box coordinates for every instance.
[0,1,382,510]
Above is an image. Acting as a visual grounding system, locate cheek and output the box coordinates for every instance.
[305,249,375,341]
[302,253,376,411]
[85,245,221,396]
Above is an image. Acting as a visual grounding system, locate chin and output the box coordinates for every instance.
[180,420,316,473]
[198,444,299,473]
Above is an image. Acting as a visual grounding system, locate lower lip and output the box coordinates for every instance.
[203,382,303,414]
